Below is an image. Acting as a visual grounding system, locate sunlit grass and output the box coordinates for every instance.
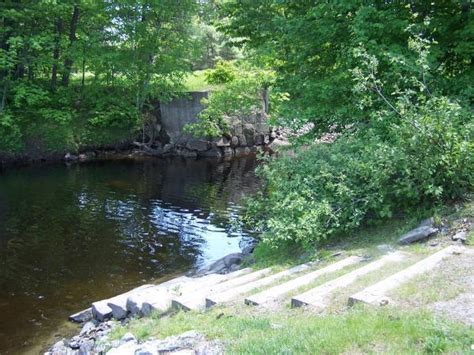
[182,70,222,92]
[109,305,473,354]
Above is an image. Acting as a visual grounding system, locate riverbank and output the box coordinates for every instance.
[46,200,473,354]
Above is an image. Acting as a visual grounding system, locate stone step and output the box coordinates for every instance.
[172,267,275,311]
[93,268,252,320]
[291,251,406,310]
[349,245,465,306]
[245,256,362,306]
[92,284,155,321]
[205,262,314,308]
[164,268,252,296]
[122,268,252,318]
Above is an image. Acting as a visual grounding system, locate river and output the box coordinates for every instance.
[0,156,260,354]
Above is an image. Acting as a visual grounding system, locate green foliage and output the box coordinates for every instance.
[221,2,474,136]
[205,60,236,85]
[0,112,22,152]
[185,62,276,137]
[243,34,473,248]
[189,22,242,70]
[0,1,198,155]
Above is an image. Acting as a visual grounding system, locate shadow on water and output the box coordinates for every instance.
[0,156,260,354]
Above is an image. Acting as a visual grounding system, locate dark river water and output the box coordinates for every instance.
[0,156,260,354]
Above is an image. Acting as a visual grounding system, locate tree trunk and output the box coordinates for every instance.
[62,5,80,87]
[0,81,7,113]
[81,44,86,87]
[51,19,63,90]
[262,86,269,114]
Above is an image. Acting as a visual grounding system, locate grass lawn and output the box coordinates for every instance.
[182,70,223,92]
[109,305,473,354]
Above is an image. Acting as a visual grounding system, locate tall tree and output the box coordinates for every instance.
[62,4,80,87]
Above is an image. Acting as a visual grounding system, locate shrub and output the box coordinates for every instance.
[245,102,472,248]
[185,63,277,137]
[244,33,473,248]
[205,60,237,85]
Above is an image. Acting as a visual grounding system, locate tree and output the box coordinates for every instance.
[220,1,473,138]
[0,0,198,154]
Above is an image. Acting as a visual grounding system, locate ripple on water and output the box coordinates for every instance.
[0,156,260,354]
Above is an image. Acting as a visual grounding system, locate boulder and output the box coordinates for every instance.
[186,140,209,152]
[69,308,93,323]
[215,137,231,147]
[79,321,96,336]
[48,340,70,355]
[162,144,173,153]
[243,124,255,146]
[106,340,137,355]
[238,134,247,147]
[135,342,159,355]
[235,147,251,157]
[107,302,128,320]
[222,147,234,158]
[452,231,467,243]
[155,331,204,353]
[241,239,257,255]
[398,226,438,245]
[267,138,289,152]
[92,301,113,322]
[255,134,264,146]
[180,149,198,159]
[64,153,78,161]
[198,253,244,275]
[105,331,221,355]
[231,136,239,147]
[79,339,95,354]
[120,332,136,345]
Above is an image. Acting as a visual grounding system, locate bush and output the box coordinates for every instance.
[244,34,473,248]
[244,96,473,248]
[0,111,23,152]
[205,60,237,85]
[185,62,277,137]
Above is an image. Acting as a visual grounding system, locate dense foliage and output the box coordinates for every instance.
[221,2,473,136]
[185,61,278,137]
[223,2,474,247]
[1,1,473,248]
[0,1,198,155]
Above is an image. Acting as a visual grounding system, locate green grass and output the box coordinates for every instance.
[182,70,223,92]
[109,305,473,354]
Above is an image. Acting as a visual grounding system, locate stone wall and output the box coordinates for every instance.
[154,91,274,158]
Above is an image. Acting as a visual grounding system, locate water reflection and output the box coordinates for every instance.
[0,156,260,354]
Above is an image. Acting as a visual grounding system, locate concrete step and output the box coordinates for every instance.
[93,268,252,320]
[92,284,155,321]
[123,268,252,318]
[349,245,465,306]
[245,256,362,306]
[172,267,275,311]
[206,262,314,308]
[291,251,406,310]
[163,268,252,296]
